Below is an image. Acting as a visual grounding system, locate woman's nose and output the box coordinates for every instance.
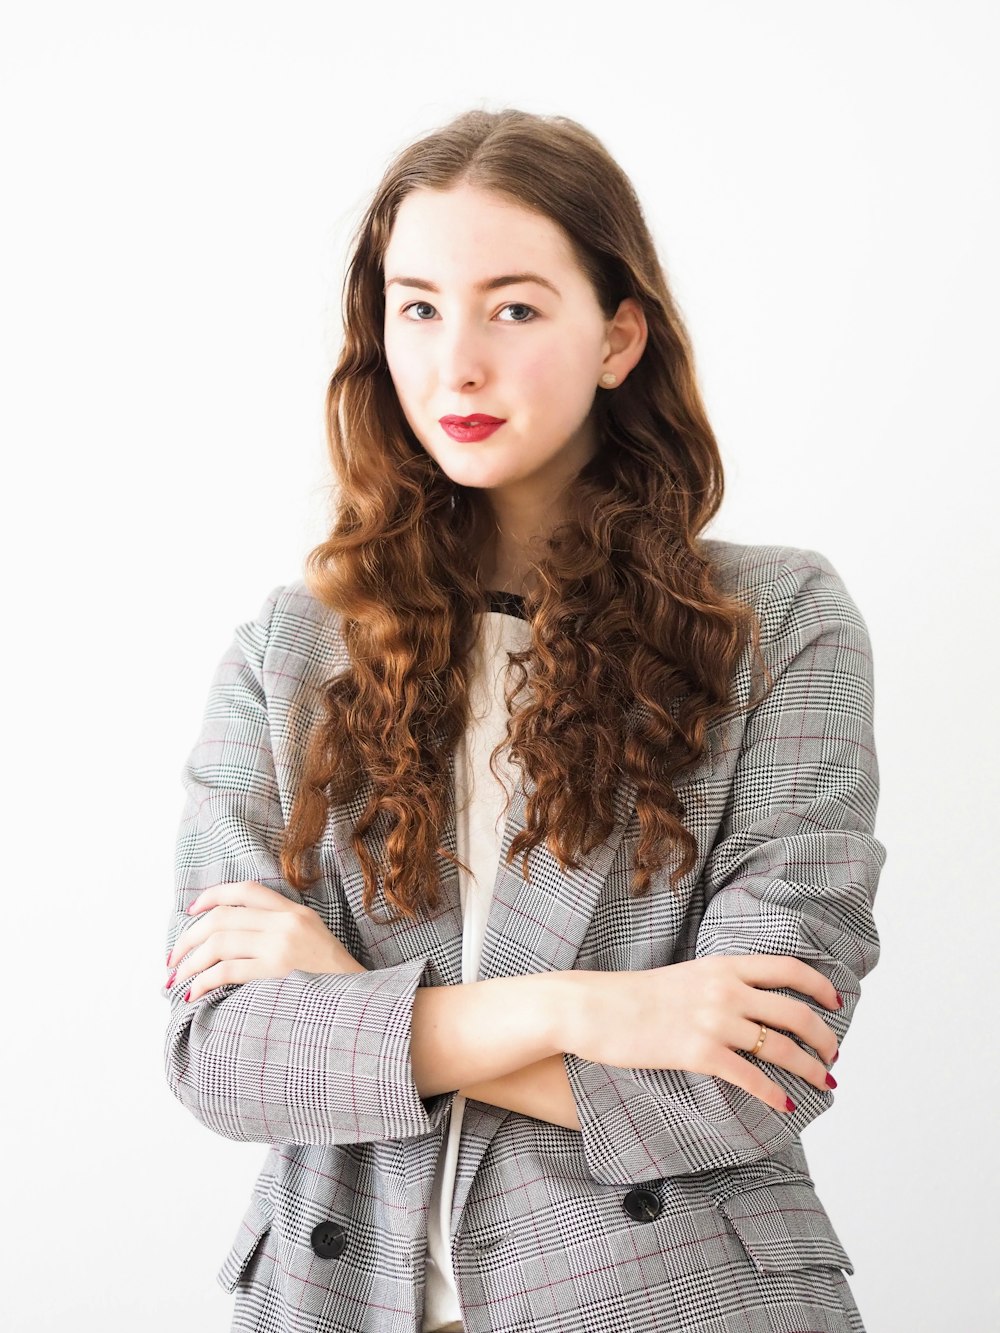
[437,326,488,389]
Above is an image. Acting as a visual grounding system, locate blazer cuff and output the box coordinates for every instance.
[165,954,453,1146]
[562,1054,807,1186]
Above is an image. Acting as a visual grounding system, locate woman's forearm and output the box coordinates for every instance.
[410,970,573,1097]
[460,1054,581,1131]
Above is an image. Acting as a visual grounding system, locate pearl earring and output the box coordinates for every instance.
[600,372,617,387]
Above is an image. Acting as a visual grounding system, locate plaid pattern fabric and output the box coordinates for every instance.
[162,540,884,1333]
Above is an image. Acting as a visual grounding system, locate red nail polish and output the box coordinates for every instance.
[835,991,843,1008]
[166,973,175,990]
[183,989,191,1002]
[785,1096,796,1112]
[832,1049,839,1064]
[825,1073,837,1088]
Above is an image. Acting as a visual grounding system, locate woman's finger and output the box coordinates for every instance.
[177,958,257,1005]
[733,1017,837,1096]
[739,987,840,1067]
[712,1046,798,1114]
[168,928,268,993]
[734,954,842,1013]
[169,904,279,970]
[185,880,295,918]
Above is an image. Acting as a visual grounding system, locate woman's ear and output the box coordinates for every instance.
[601,297,647,385]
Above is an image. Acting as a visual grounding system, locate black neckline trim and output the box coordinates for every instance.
[484,588,528,620]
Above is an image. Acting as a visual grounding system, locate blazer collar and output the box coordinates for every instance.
[327,741,639,990]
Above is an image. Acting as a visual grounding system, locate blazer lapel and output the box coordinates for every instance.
[328,725,640,1235]
[477,767,639,983]
[327,744,466,988]
[450,759,639,1230]
[328,741,639,986]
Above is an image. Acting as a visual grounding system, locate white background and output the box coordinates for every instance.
[2,2,996,1328]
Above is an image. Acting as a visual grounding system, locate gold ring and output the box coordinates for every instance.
[749,1024,768,1056]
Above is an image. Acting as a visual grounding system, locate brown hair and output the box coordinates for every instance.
[279,107,768,925]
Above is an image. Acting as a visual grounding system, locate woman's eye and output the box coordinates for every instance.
[399,302,538,323]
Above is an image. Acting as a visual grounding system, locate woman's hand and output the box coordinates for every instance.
[165,880,368,1002]
[560,955,841,1114]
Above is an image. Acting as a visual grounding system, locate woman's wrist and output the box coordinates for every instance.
[546,967,596,1061]
[461,1053,581,1131]
[411,967,577,1097]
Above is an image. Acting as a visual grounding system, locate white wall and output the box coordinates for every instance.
[2,2,995,1327]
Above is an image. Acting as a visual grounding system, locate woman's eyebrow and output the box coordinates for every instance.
[383,272,561,298]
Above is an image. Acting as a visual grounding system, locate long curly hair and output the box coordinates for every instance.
[279,107,769,926]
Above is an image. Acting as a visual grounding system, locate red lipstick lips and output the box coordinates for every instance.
[439,414,506,442]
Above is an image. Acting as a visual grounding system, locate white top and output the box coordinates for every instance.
[421,599,533,1332]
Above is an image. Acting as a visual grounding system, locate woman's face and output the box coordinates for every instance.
[382,184,635,527]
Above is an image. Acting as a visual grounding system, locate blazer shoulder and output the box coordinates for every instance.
[238,578,349,694]
[697,537,868,646]
[268,578,343,634]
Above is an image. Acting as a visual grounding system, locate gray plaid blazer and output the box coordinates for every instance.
[162,539,885,1333]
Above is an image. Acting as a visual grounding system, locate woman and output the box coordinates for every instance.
[163,108,885,1333]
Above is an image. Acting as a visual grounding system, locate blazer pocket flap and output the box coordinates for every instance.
[716,1179,854,1276]
[216,1191,274,1294]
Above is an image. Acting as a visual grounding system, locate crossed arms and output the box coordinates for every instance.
[164,551,883,1181]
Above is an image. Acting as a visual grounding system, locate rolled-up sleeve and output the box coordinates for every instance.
[162,586,452,1146]
[563,549,887,1185]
